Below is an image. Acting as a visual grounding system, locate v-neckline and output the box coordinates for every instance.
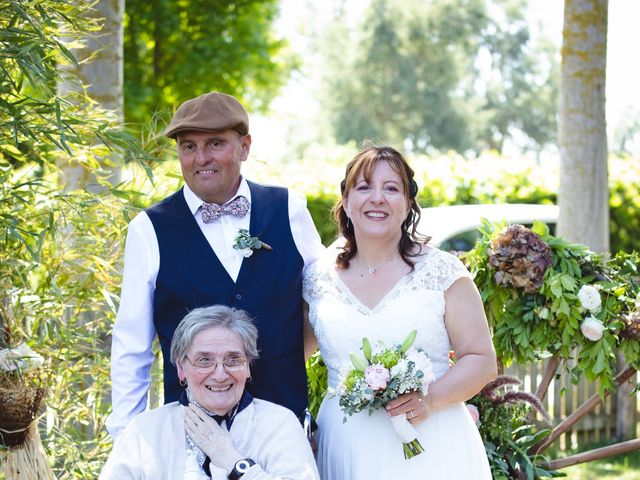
[331,249,431,314]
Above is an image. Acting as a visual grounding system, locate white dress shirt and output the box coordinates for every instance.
[106,179,324,437]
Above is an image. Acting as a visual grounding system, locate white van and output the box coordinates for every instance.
[418,203,559,252]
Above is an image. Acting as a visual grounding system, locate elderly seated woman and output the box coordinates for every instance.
[100,305,319,479]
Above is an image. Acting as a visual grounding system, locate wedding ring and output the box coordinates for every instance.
[408,410,415,419]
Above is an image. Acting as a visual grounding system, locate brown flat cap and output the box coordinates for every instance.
[164,91,249,138]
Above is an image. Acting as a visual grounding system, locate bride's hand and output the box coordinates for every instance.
[386,391,431,425]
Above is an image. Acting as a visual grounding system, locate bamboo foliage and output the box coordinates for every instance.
[0,1,146,477]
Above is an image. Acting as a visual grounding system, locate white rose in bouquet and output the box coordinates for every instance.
[405,348,436,394]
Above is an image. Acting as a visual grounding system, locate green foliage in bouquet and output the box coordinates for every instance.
[464,220,640,396]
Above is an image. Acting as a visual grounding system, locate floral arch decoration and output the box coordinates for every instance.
[463,220,640,476]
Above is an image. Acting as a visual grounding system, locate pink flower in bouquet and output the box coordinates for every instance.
[466,404,480,425]
[364,364,391,390]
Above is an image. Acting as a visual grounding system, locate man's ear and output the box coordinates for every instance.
[240,134,252,161]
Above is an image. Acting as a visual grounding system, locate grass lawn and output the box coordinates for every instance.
[551,451,640,479]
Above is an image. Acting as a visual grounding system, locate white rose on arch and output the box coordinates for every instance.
[577,285,601,313]
[580,316,605,341]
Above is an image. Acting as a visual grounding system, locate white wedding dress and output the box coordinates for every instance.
[303,246,492,480]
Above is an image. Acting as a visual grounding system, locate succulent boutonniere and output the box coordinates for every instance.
[233,229,272,257]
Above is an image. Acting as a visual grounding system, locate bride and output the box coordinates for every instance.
[303,146,497,479]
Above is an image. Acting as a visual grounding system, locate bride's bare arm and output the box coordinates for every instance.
[387,276,497,423]
[303,302,318,362]
[431,276,497,408]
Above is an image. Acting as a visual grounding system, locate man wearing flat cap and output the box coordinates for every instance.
[106,92,324,437]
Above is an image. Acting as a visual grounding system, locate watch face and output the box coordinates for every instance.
[236,459,252,473]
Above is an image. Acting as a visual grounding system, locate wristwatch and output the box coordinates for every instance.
[228,458,256,480]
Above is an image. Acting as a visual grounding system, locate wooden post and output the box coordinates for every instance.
[542,438,640,469]
[535,355,561,401]
[529,365,637,455]
[616,353,636,440]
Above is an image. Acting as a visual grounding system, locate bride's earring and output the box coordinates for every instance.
[179,377,187,387]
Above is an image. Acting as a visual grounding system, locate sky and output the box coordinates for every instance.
[250,0,640,161]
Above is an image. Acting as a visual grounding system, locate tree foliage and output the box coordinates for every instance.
[124,0,292,128]
[320,0,558,154]
[0,1,147,477]
[0,0,147,178]
[0,0,95,168]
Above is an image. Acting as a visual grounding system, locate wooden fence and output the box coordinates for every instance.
[504,358,639,451]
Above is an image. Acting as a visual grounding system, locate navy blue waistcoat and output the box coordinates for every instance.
[146,182,307,417]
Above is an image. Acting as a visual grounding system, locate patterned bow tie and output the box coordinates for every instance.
[201,195,250,223]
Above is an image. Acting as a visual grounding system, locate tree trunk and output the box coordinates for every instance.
[58,0,124,191]
[557,0,609,253]
[558,0,635,441]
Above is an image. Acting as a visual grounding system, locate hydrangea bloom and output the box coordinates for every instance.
[489,225,552,293]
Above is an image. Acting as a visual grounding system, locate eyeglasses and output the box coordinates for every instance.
[185,355,248,372]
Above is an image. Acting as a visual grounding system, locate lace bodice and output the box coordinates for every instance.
[303,246,471,388]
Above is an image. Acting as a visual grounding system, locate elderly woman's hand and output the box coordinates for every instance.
[184,404,242,473]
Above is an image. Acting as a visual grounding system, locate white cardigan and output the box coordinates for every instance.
[100,399,319,480]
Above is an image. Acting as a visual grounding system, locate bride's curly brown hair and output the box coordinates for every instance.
[332,146,430,270]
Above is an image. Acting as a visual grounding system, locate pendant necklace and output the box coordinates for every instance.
[361,252,399,276]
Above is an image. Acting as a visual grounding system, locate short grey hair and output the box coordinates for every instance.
[170,305,259,366]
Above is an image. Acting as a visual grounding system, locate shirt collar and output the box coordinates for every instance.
[182,178,252,216]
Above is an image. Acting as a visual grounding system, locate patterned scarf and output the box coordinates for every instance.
[180,388,253,477]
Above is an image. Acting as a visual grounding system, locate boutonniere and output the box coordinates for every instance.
[233,229,272,257]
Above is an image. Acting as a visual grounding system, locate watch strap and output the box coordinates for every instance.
[228,458,256,480]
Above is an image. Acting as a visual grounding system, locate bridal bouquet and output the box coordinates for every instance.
[337,330,436,459]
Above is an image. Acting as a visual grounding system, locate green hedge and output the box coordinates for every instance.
[307,173,637,253]
[610,178,640,254]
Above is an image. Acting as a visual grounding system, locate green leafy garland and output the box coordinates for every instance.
[464,220,640,396]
